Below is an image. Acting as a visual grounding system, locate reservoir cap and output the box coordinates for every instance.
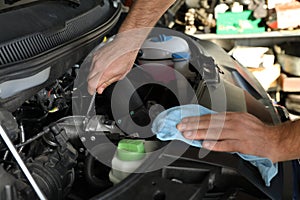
[117,139,145,161]
[150,34,173,42]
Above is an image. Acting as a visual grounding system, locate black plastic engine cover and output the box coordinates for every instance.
[0,0,121,111]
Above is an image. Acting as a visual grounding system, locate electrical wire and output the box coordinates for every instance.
[15,127,50,148]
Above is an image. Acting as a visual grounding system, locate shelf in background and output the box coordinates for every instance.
[191,30,300,47]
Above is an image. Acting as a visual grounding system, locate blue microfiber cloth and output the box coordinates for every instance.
[151,104,278,187]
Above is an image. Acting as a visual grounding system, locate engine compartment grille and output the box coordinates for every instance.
[0,1,112,66]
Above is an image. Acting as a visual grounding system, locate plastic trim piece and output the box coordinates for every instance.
[0,67,50,99]
[0,1,121,111]
[0,2,109,66]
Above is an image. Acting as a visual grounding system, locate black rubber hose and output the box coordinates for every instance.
[84,154,113,189]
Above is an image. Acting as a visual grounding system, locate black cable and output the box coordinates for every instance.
[15,127,50,148]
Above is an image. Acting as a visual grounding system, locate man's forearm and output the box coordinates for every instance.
[114,0,175,54]
[276,119,300,162]
[119,0,175,32]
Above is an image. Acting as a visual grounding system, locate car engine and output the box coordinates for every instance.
[0,0,292,199]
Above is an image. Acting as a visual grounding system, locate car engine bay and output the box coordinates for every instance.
[0,0,293,199]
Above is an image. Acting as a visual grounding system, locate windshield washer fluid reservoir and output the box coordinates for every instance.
[138,34,195,79]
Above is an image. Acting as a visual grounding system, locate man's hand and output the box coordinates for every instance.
[176,112,288,163]
[87,0,175,94]
[87,36,139,94]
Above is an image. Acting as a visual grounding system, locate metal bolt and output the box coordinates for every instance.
[80,137,86,142]
[90,136,96,141]
[171,178,183,184]
[208,174,215,190]
[74,64,80,68]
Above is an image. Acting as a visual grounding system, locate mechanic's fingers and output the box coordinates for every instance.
[87,72,101,95]
[96,81,109,94]
[202,139,239,152]
[95,75,121,94]
[182,128,233,140]
[177,114,227,132]
[177,119,225,132]
[88,53,107,78]
[180,113,226,123]
[87,59,107,94]
[88,62,119,94]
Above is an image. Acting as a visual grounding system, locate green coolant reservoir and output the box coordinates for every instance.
[109,139,147,184]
